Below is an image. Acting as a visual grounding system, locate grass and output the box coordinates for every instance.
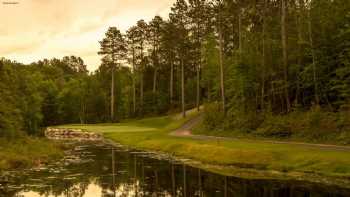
[0,137,64,171]
[57,109,350,183]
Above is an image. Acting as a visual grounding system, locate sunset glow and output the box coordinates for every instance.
[0,0,174,71]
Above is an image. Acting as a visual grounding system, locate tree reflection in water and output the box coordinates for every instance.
[1,142,349,197]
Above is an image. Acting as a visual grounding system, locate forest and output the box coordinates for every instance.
[1,0,349,142]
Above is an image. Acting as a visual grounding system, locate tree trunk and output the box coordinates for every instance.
[170,60,174,105]
[80,98,85,124]
[295,11,301,106]
[281,0,291,112]
[261,0,267,111]
[196,61,200,111]
[140,71,143,113]
[132,50,136,115]
[308,9,319,105]
[196,20,201,112]
[132,77,136,115]
[294,0,305,106]
[271,82,275,110]
[153,68,157,94]
[181,57,186,118]
[111,66,115,121]
[153,45,158,95]
[237,8,247,111]
[219,12,226,114]
[238,12,243,58]
[140,42,144,114]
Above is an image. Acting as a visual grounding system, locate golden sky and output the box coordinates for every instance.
[0,0,175,71]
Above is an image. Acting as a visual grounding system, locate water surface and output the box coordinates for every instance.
[1,142,350,197]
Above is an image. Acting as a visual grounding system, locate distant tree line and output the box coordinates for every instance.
[1,0,349,138]
[0,57,95,137]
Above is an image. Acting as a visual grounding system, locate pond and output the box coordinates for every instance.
[1,141,350,197]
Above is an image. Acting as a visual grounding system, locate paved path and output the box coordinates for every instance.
[170,114,350,152]
[170,114,203,137]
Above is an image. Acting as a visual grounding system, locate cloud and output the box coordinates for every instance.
[0,0,175,71]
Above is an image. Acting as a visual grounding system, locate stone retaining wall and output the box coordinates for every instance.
[45,128,102,141]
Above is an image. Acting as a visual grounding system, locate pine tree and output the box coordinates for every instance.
[98,27,127,121]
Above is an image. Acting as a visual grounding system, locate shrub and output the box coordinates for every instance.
[201,102,350,143]
[337,103,350,132]
[304,106,340,140]
[202,102,224,130]
[255,114,293,138]
[224,108,263,133]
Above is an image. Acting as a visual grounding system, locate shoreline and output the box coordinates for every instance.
[2,132,349,189]
[0,137,65,172]
[103,137,350,189]
[54,112,350,189]
[96,132,350,189]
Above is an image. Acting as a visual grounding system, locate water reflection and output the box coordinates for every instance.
[1,142,349,197]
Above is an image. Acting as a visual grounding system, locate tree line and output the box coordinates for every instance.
[1,0,349,138]
[98,0,350,125]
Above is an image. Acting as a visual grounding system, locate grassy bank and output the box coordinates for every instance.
[0,137,64,171]
[57,110,350,183]
[195,104,350,145]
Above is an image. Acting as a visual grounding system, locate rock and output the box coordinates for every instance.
[44,128,102,141]
[0,172,13,184]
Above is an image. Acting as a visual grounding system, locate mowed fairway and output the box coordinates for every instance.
[57,110,350,181]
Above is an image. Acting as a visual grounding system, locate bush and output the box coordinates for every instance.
[255,114,294,138]
[256,107,350,141]
[337,103,350,132]
[202,103,224,130]
[201,102,350,143]
[307,105,322,129]
[302,106,345,140]
[224,108,263,133]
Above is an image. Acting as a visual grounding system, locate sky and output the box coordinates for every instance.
[0,0,175,71]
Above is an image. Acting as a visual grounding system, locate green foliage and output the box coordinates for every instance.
[0,137,63,170]
[0,61,23,138]
[57,78,85,124]
[224,107,263,133]
[250,108,350,144]
[0,96,22,138]
[202,103,224,130]
[0,57,110,137]
[256,113,298,138]
[201,33,220,101]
